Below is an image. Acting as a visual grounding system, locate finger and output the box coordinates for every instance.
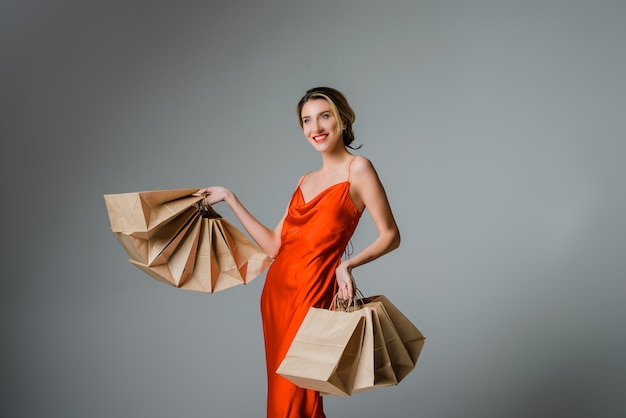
[341,282,350,300]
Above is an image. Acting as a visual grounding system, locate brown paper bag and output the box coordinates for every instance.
[103,189,272,293]
[276,307,366,396]
[350,306,397,393]
[104,189,201,235]
[357,295,425,383]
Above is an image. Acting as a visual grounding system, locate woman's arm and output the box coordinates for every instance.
[336,156,401,299]
[195,186,287,258]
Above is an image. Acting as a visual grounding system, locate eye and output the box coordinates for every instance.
[321,113,330,119]
[302,118,310,124]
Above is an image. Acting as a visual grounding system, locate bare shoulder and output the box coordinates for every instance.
[295,173,309,187]
[351,155,379,181]
[348,156,387,212]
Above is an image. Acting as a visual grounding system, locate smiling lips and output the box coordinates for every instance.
[312,134,328,143]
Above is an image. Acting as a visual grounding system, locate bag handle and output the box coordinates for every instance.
[194,194,223,219]
[330,288,365,312]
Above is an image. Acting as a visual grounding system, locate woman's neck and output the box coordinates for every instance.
[319,148,353,171]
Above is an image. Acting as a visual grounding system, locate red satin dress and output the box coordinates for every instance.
[260,160,361,418]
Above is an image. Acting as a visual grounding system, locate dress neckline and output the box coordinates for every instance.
[298,181,349,205]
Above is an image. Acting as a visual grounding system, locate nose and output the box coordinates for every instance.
[312,119,323,132]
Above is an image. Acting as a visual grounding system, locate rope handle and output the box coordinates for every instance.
[329,287,365,312]
[193,194,223,219]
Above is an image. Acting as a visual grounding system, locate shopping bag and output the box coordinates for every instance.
[103,189,271,292]
[357,295,425,383]
[104,188,201,235]
[350,306,397,393]
[276,307,366,396]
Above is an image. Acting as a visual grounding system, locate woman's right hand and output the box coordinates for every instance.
[194,186,233,206]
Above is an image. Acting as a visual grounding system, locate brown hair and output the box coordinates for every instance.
[296,87,360,149]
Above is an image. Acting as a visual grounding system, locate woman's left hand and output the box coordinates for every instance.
[336,263,355,300]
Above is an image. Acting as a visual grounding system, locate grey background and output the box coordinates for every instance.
[2,0,625,417]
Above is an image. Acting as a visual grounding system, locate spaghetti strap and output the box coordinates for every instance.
[347,157,357,183]
[296,173,309,188]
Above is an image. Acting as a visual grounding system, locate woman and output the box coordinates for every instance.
[196,86,400,418]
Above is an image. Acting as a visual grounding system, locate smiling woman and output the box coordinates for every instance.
[300,99,344,155]
[297,86,358,150]
[196,86,400,418]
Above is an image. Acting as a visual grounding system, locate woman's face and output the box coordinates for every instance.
[300,99,344,153]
